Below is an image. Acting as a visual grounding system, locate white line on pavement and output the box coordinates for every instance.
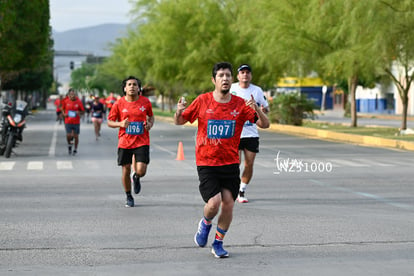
[48,122,58,157]
[27,161,43,170]
[56,161,73,170]
[0,161,15,170]
[309,178,413,210]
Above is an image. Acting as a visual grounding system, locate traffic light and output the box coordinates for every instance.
[70,61,74,70]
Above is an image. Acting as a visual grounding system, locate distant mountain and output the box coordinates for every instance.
[52,23,129,57]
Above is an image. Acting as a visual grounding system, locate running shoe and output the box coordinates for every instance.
[194,219,212,247]
[132,173,141,194]
[125,195,134,207]
[68,145,72,155]
[211,240,229,258]
[237,192,249,203]
[73,149,77,156]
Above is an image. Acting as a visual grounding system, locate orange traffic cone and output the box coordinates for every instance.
[175,141,185,160]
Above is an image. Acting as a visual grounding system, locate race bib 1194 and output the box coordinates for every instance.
[207,120,235,139]
[126,121,144,135]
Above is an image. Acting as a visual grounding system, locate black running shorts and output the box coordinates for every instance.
[197,164,240,203]
[117,145,150,166]
[238,137,259,153]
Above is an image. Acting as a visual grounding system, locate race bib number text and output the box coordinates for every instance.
[126,121,144,135]
[207,120,235,139]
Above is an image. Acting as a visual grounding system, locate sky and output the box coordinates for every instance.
[50,0,133,32]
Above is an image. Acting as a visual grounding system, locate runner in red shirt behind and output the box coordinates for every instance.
[107,76,154,208]
[61,88,85,155]
[105,92,117,114]
[174,62,269,258]
[54,95,63,124]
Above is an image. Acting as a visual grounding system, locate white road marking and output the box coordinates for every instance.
[27,161,43,170]
[0,161,15,170]
[56,161,73,170]
[310,179,413,210]
[48,122,58,157]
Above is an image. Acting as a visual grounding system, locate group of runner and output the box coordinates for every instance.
[53,62,270,259]
[53,90,121,154]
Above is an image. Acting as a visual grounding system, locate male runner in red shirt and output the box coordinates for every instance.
[107,76,154,208]
[61,88,85,155]
[174,62,269,258]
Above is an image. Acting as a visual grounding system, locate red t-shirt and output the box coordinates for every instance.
[54,98,61,112]
[106,95,116,109]
[62,97,84,124]
[108,96,153,149]
[182,92,256,166]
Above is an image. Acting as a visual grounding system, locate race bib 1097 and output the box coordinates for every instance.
[126,121,144,135]
[207,120,235,139]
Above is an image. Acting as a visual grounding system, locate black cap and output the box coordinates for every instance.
[237,64,252,72]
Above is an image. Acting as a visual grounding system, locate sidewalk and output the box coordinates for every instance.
[316,109,414,121]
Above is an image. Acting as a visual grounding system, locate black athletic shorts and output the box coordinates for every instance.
[238,137,259,153]
[197,164,240,203]
[117,145,150,166]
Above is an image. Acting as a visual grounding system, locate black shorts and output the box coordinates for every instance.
[117,146,150,166]
[65,123,80,135]
[197,164,240,203]
[238,137,259,153]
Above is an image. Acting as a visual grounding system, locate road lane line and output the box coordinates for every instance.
[56,161,73,170]
[329,159,369,167]
[309,179,413,210]
[353,158,394,167]
[27,161,43,170]
[152,143,175,156]
[0,161,15,170]
[48,122,58,157]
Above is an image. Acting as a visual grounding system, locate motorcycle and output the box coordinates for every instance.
[0,100,29,158]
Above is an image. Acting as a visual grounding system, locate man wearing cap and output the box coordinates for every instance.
[231,64,269,203]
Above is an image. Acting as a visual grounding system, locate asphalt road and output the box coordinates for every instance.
[1,108,414,275]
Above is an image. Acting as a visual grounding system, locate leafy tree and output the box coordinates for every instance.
[0,0,52,103]
[376,0,414,130]
[254,0,383,127]
[100,0,260,111]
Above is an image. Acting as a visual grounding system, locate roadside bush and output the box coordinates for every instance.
[269,93,316,126]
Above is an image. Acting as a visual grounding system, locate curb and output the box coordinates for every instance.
[155,115,414,152]
[267,124,414,151]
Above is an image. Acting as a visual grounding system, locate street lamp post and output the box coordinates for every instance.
[321,85,327,111]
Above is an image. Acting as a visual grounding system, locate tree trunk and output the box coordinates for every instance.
[168,90,173,113]
[401,90,408,130]
[348,75,358,127]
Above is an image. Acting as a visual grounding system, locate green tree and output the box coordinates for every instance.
[0,0,52,103]
[255,0,384,127]
[101,0,259,111]
[376,0,414,130]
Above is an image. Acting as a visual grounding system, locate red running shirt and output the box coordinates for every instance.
[182,92,256,166]
[62,98,84,124]
[108,96,153,149]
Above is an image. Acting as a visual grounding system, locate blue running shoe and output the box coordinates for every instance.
[132,173,141,194]
[125,195,134,207]
[211,240,229,258]
[194,219,212,247]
